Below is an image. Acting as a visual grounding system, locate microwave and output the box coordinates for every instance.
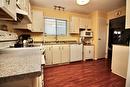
[80,30,93,37]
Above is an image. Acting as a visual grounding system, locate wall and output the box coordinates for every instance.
[32,6,90,42]
[1,6,91,42]
[90,11,107,59]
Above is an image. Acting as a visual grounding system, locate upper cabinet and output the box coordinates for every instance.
[0,0,32,22]
[0,0,16,20]
[16,0,32,23]
[70,16,92,34]
[79,18,92,29]
[79,18,87,29]
[70,16,80,34]
[126,0,130,29]
[31,10,44,32]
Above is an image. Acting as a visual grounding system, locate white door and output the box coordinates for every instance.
[52,45,61,64]
[61,45,70,63]
[70,44,82,62]
[97,17,107,58]
[45,45,53,65]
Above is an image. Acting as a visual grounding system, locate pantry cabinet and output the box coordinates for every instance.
[45,45,53,65]
[126,0,130,29]
[0,0,16,20]
[70,16,80,34]
[84,45,94,60]
[32,10,44,32]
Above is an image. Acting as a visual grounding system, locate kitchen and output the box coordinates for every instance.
[0,0,130,87]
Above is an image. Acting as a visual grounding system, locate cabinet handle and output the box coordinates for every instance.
[6,0,10,5]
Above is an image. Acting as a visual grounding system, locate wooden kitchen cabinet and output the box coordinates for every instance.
[70,16,80,34]
[45,45,70,65]
[84,45,94,60]
[79,18,87,29]
[52,45,61,64]
[0,0,16,20]
[32,10,44,32]
[0,78,33,87]
[61,45,70,63]
[126,0,130,29]
[45,45,53,65]
[86,19,92,29]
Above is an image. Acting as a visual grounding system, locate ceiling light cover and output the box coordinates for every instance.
[76,0,90,5]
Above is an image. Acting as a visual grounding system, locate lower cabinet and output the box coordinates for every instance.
[61,45,70,63]
[0,78,33,87]
[45,45,70,65]
[84,45,94,60]
[52,45,61,64]
[45,45,53,65]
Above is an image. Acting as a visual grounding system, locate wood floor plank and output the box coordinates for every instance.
[44,59,125,87]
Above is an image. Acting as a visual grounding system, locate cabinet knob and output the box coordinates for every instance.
[6,0,10,5]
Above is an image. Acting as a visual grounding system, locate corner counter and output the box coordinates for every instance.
[112,45,129,79]
[0,47,42,85]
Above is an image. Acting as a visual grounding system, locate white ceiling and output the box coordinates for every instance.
[30,0,126,14]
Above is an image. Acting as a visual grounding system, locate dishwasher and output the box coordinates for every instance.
[70,44,83,62]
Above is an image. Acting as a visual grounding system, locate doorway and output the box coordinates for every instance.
[108,16,125,69]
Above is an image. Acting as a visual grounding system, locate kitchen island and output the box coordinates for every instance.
[112,45,129,79]
[0,47,43,87]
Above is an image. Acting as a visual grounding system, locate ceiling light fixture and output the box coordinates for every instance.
[76,0,90,5]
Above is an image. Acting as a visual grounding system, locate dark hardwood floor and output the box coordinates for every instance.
[44,59,126,87]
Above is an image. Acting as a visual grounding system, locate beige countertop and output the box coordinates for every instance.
[0,47,42,83]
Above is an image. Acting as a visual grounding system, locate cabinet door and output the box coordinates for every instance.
[0,0,16,20]
[45,45,53,65]
[61,45,70,63]
[126,0,130,29]
[84,46,94,60]
[52,45,61,64]
[86,19,92,29]
[32,10,44,32]
[70,16,80,33]
[79,18,87,29]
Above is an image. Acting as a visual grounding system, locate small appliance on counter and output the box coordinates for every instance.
[79,29,93,45]
[14,34,33,47]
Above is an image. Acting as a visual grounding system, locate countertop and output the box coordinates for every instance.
[0,47,42,84]
[112,44,129,47]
